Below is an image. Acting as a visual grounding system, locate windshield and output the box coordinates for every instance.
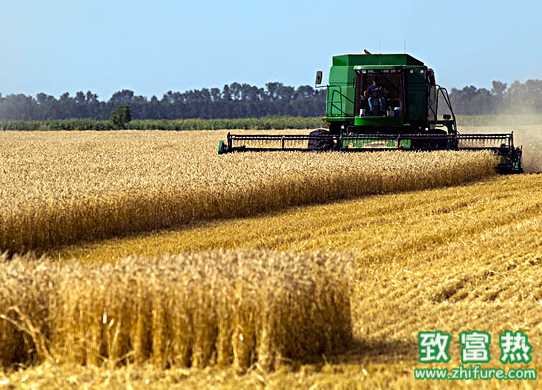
[359,70,403,117]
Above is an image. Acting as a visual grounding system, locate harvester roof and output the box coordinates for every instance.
[332,53,424,67]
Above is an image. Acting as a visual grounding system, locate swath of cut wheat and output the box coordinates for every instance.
[0,251,353,372]
[0,131,498,254]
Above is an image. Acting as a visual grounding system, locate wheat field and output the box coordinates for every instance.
[36,173,542,389]
[0,130,497,255]
[0,127,541,389]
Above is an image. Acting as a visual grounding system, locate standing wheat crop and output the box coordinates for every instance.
[0,251,354,372]
[0,131,499,255]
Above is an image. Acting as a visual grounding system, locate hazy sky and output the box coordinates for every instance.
[2,0,541,99]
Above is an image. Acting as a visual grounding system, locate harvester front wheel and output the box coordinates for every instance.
[308,129,334,151]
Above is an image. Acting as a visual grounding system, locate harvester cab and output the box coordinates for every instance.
[217,52,523,174]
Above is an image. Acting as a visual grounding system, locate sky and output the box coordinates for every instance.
[2,0,541,99]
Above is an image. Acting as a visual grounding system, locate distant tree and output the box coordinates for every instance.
[110,90,135,105]
[111,105,132,129]
[491,81,507,96]
[491,81,508,112]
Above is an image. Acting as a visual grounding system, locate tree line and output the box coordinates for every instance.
[0,83,325,121]
[0,80,540,121]
[449,80,542,115]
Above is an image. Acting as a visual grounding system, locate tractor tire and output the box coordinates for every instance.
[308,129,334,151]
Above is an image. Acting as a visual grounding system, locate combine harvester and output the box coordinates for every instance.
[218,52,523,173]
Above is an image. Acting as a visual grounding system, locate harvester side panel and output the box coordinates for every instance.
[326,65,356,118]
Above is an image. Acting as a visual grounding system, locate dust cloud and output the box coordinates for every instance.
[515,128,542,173]
[459,114,541,173]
